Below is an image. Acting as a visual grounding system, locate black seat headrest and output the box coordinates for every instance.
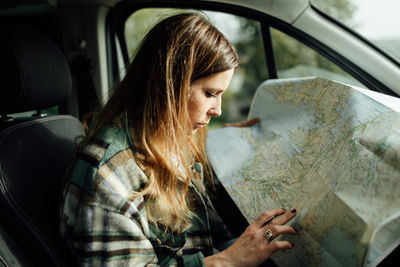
[0,23,71,114]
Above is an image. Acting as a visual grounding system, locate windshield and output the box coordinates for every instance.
[310,0,400,62]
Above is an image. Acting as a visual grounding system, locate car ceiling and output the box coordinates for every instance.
[1,0,311,25]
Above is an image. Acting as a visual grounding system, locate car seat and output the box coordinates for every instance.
[0,23,83,266]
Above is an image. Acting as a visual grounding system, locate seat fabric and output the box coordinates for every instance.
[0,22,84,266]
[0,116,83,266]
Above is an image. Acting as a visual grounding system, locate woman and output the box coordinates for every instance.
[60,12,297,266]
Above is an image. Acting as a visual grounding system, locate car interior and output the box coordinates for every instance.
[0,2,247,266]
[0,21,84,266]
[0,0,399,266]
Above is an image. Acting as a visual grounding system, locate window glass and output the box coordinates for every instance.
[271,27,363,87]
[124,9,269,128]
[125,9,180,59]
[8,106,59,118]
[310,0,400,63]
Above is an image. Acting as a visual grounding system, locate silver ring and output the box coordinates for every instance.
[265,229,274,241]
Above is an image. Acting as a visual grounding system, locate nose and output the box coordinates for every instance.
[208,98,222,117]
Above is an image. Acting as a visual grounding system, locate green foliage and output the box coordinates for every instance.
[271,28,347,76]
[125,8,190,58]
[234,18,269,98]
[310,0,357,25]
[125,9,159,57]
[123,2,359,127]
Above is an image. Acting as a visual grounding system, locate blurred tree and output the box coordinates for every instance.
[125,8,188,58]
[234,19,269,99]
[233,0,357,100]
[125,9,160,57]
[310,0,357,24]
[123,2,358,126]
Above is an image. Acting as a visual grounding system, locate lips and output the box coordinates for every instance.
[195,123,207,128]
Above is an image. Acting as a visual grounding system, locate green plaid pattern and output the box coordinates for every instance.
[60,121,232,266]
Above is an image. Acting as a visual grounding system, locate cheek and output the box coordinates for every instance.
[188,94,207,119]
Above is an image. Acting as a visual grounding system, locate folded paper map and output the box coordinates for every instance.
[206,77,400,266]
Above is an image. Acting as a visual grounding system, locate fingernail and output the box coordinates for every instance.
[291,209,297,213]
[282,208,286,212]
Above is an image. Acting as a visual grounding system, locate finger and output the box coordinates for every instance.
[242,118,260,127]
[223,118,260,128]
[263,224,296,238]
[271,209,297,225]
[254,208,286,228]
[222,122,242,127]
[268,240,294,252]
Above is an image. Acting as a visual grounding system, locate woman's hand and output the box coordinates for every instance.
[222,118,260,128]
[204,208,297,267]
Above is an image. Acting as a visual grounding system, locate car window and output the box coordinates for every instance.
[8,106,59,118]
[122,7,370,128]
[270,27,363,87]
[124,8,269,128]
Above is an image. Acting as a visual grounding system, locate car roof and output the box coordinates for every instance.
[57,0,310,24]
[202,0,309,23]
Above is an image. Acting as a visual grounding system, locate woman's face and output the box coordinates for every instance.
[188,68,234,133]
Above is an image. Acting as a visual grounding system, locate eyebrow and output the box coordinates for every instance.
[204,87,226,93]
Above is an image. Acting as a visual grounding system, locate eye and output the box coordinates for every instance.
[205,91,216,98]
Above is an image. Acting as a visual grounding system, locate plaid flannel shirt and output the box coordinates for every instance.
[60,120,232,266]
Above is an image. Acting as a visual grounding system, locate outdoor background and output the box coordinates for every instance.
[123,0,400,128]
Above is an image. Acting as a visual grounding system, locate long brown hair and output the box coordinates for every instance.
[83,12,238,232]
